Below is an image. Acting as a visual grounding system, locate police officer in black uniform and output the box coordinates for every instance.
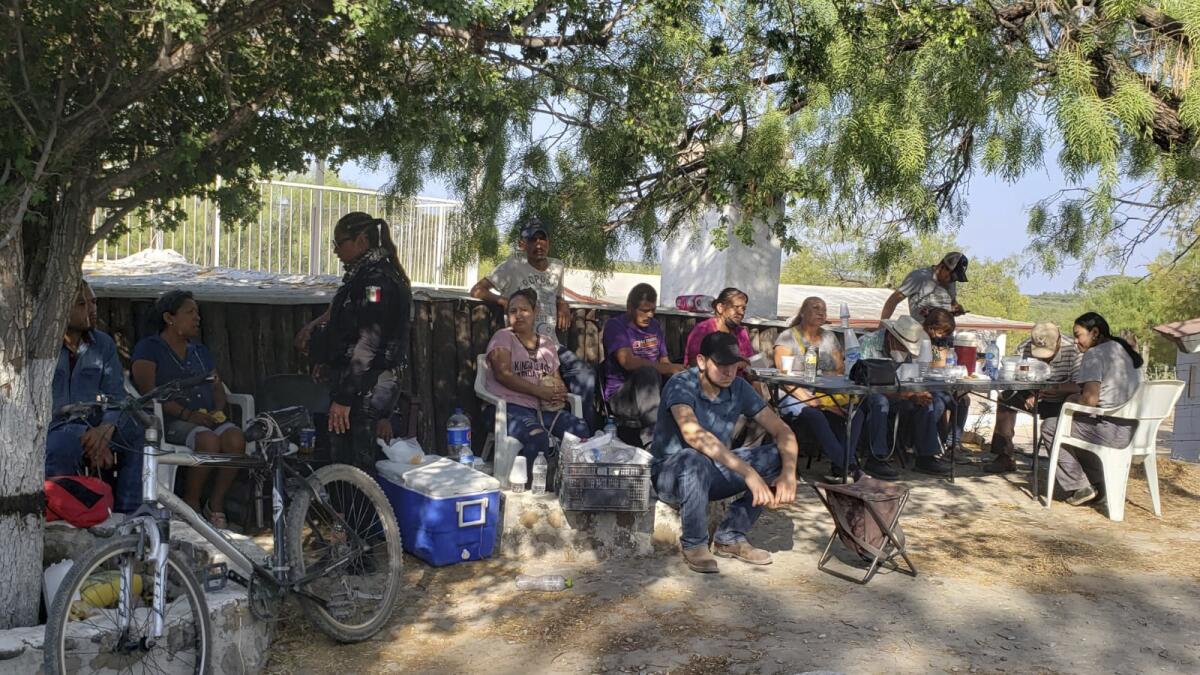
[301,211,412,470]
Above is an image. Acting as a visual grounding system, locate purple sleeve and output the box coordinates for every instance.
[655,322,669,360]
[603,317,632,358]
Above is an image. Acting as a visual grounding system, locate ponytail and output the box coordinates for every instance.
[335,211,410,286]
[375,219,410,286]
[1074,312,1144,369]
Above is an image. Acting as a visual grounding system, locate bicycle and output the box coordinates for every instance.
[44,373,403,674]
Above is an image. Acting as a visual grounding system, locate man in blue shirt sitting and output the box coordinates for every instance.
[652,332,799,573]
[48,280,142,513]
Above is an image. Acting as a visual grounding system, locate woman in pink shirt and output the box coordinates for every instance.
[486,289,590,486]
[684,287,756,366]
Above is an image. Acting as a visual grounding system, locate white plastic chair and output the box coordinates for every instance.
[124,373,256,495]
[1045,379,1183,521]
[474,353,583,489]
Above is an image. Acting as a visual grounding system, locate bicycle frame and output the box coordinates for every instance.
[118,430,287,642]
[117,426,363,642]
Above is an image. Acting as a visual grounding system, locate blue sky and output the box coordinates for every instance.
[343,158,1169,296]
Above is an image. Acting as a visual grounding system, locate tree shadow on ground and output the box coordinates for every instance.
[264,460,1200,675]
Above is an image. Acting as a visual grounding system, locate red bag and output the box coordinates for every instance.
[45,476,113,527]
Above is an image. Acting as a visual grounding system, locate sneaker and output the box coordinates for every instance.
[914,456,952,476]
[712,541,773,565]
[1066,485,1099,506]
[862,457,899,480]
[983,454,1017,474]
[681,545,719,573]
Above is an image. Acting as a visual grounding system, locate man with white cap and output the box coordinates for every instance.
[858,315,953,476]
[881,252,969,322]
[984,322,1081,473]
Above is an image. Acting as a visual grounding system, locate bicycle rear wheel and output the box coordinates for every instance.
[286,463,402,642]
[44,534,211,675]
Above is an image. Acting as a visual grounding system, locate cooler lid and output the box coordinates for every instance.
[402,457,501,498]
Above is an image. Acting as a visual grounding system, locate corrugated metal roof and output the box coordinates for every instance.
[564,270,1033,331]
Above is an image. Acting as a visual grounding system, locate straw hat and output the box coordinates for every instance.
[883,315,924,356]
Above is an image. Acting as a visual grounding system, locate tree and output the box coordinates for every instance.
[359,1,1200,276]
[4,0,1197,628]
[0,0,627,629]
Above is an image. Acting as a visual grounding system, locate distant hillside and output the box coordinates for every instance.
[1025,291,1085,329]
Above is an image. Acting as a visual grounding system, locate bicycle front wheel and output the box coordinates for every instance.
[44,534,211,675]
[286,463,402,642]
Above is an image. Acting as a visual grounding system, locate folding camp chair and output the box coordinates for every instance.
[813,476,916,584]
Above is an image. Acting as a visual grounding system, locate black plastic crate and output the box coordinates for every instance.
[558,461,651,512]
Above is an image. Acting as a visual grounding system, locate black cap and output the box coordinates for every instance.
[520,218,549,241]
[699,332,749,366]
[941,252,968,282]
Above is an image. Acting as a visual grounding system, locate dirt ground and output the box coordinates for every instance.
[263,448,1200,675]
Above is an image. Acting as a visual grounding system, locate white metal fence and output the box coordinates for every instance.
[91,181,476,287]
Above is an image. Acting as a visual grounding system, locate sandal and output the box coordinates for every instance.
[202,504,229,530]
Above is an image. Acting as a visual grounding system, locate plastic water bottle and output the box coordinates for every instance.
[803,346,819,382]
[603,418,617,438]
[674,294,714,313]
[515,574,572,591]
[984,338,1000,379]
[531,452,548,495]
[840,303,860,379]
[447,408,473,465]
[945,345,957,368]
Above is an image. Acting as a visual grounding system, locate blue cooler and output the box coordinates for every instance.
[377,458,500,567]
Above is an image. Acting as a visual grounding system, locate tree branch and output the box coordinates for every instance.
[87,92,272,202]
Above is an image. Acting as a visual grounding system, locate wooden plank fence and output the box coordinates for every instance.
[96,296,782,455]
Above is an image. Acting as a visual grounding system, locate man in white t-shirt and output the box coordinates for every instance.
[470,219,598,426]
[880,252,968,322]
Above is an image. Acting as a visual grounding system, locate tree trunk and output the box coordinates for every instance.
[0,192,93,628]
[0,223,47,629]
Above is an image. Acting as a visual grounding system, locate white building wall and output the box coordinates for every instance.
[660,202,783,319]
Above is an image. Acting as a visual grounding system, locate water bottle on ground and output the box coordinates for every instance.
[531,452,548,495]
[803,346,819,382]
[840,303,860,379]
[516,574,572,591]
[984,338,1000,379]
[447,407,473,465]
[675,294,715,313]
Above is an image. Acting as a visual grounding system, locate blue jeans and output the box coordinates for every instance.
[779,396,862,469]
[653,444,782,550]
[557,344,598,429]
[46,418,144,513]
[933,391,969,448]
[504,403,590,462]
[864,394,942,459]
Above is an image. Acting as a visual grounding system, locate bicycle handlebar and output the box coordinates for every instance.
[54,373,216,423]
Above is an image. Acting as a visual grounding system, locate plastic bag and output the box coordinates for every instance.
[377,436,424,465]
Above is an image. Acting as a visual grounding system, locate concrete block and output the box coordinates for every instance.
[498,491,726,562]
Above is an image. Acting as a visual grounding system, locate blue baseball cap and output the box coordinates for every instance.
[520,219,549,241]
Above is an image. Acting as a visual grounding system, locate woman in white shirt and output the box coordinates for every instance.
[772,297,862,477]
[1043,312,1143,506]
